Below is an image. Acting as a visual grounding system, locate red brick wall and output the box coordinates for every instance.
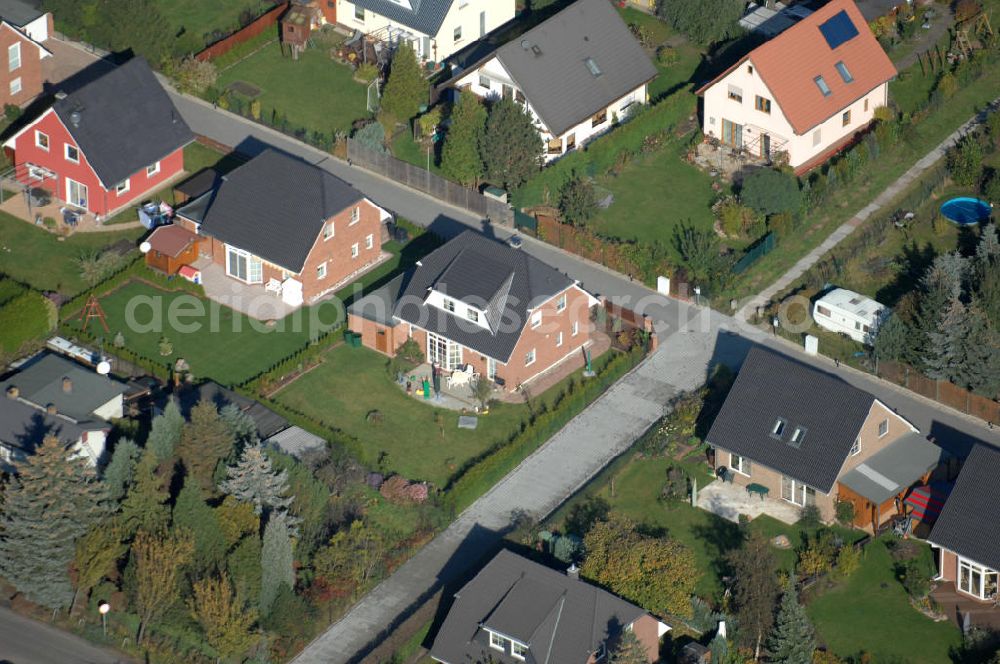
[0,25,43,107]
[9,108,186,215]
[299,199,383,301]
[630,615,662,663]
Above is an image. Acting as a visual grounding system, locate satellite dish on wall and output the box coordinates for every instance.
[96,361,111,376]
[139,241,152,254]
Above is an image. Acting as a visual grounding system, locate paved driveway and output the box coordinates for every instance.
[0,606,129,664]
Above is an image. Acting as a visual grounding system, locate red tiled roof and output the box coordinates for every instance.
[147,224,197,258]
[700,0,897,135]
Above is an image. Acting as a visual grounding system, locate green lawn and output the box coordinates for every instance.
[616,7,702,101]
[273,343,610,486]
[807,538,961,663]
[216,41,370,135]
[0,212,143,296]
[63,280,316,385]
[546,455,860,598]
[154,0,273,56]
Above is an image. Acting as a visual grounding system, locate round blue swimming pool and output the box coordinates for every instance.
[940,197,992,225]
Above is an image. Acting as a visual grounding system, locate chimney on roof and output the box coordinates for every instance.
[566,563,579,580]
[46,403,57,415]
[5,385,18,399]
[62,376,72,393]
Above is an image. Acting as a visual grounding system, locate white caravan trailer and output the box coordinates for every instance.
[812,288,887,345]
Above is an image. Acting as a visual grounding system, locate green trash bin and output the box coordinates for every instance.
[350,333,362,347]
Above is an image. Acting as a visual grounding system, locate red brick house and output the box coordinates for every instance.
[2,57,193,217]
[175,149,390,308]
[0,1,51,108]
[348,231,598,390]
[430,550,670,664]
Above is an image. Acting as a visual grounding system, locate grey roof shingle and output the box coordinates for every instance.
[0,398,90,454]
[351,0,454,36]
[170,381,290,440]
[705,347,877,493]
[491,0,658,136]
[929,443,1000,571]
[0,0,43,26]
[838,432,946,505]
[391,231,574,363]
[177,150,363,273]
[430,549,648,664]
[52,57,194,188]
[0,353,127,422]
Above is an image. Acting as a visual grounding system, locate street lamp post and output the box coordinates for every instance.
[98,601,110,637]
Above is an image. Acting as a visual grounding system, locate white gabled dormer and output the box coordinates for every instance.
[424,287,492,331]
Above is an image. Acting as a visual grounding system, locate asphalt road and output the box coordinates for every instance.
[0,607,128,664]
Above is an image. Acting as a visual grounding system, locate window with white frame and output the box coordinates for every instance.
[556,331,563,347]
[351,243,359,258]
[453,26,462,42]
[850,437,860,456]
[530,311,541,329]
[350,206,360,224]
[365,234,374,250]
[780,476,815,507]
[9,77,20,96]
[354,6,365,21]
[443,298,455,313]
[958,557,999,600]
[478,74,491,89]
[317,262,327,279]
[35,130,48,150]
[115,179,130,194]
[65,144,79,163]
[556,293,566,312]
[730,452,751,476]
[812,129,822,147]
[771,418,786,437]
[8,43,20,71]
[790,426,807,447]
[525,348,536,366]
[511,641,528,660]
[146,161,160,177]
[467,308,479,323]
[489,631,506,651]
[572,320,579,336]
[323,221,334,240]
[878,418,889,437]
[427,332,462,370]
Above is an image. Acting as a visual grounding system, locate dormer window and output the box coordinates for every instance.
[489,631,506,651]
[512,641,528,660]
[790,426,807,447]
[850,437,860,456]
[814,75,832,97]
[467,308,479,323]
[530,311,541,329]
[444,298,456,313]
[835,61,853,83]
[772,418,786,437]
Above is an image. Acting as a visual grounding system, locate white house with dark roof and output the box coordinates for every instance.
[927,444,1000,607]
[443,0,657,161]
[705,347,943,528]
[0,353,129,467]
[430,550,669,664]
[335,0,514,63]
[348,231,598,390]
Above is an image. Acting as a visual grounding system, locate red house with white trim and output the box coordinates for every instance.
[2,57,194,218]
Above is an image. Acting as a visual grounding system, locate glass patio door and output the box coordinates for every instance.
[66,178,88,208]
[227,246,248,281]
[722,119,743,148]
[780,476,815,507]
[427,332,462,371]
[959,558,999,599]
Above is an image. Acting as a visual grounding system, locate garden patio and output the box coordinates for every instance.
[696,478,802,525]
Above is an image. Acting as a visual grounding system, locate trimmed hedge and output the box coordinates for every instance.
[444,346,647,514]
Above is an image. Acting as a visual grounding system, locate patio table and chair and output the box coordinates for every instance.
[746,483,770,500]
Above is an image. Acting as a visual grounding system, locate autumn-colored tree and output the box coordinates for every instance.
[313,520,386,593]
[189,573,257,660]
[217,495,260,547]
[70,523,127,615]
[133,528,195,643]
[726,531,781,661]
[177,400,235,492]
[581,513,697,618]
[609,627,649,664]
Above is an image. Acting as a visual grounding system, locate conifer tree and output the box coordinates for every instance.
[177,400,235,492]
[134,528,195,643]
[441,91,486,186]
[102,438,140,503]
[220,444,293,516]
[480,96,543,190]
[0,436,108,610]
[924,298,970,384]
[260,511,295,618]
[71,523,126,614]
[220,403,259,448]
[766,576,816,664]
[148,398,184,463]
[964,302,1000,396]
[609,627,649,664]
[379,43,426,124]
[173,480,228,574]
[726,531,780,661]
[119,449,171,536]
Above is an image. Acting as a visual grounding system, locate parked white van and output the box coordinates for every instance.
[812,288,887,345]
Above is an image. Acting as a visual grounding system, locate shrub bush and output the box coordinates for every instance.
[558,174,598,226]
[834,499,855,526]
[0,288,55,355]
[354,63,378,83]
[353,121,388,154]
[947,134,986,187]
[740,167,803,216]
[656,46,678,66]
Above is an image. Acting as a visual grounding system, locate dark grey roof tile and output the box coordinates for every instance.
[929,443,1000,570]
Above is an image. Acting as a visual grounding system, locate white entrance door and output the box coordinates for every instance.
[227,246,248,281]
[66,178,88,208]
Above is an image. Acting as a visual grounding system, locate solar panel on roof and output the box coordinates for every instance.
[818,10,859,50]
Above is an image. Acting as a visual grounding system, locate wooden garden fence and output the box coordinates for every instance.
[879,361,1000,423]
